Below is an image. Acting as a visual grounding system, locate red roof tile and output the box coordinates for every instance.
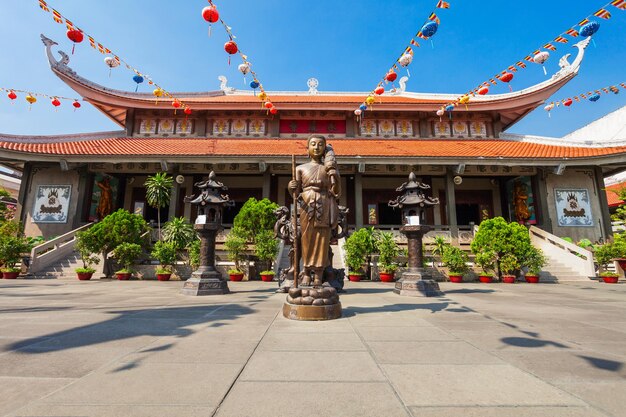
[606,182,626,208]
[1,137,626,160]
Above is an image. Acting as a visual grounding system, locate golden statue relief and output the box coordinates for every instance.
[513,181,531,223]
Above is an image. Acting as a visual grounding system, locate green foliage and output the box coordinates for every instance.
[375,231,400,273]
[561,237,574,244]
[0,221,30,269]
[431,235,450,260]
[474,249,497,275]
[499,253,520,275]
[228,268,244,275]
[254,229,279,264]
[441,246,470,274]
[594,237,626,271]
[111,242,143,272]
[260,270,275,275]
[151,241,177,270]
[187,238,201,269]
[225,232,248,272]
[75,267,96,274]
[162,217,197,250]
[75,229,101,270]
[89,209,150,254]
[524,246,547,275]
[0,187,15,222]
[610,187,626,223]
[144,172,173,238]
[576,239,593,250]
[232,198,279,242]
[471,217,533,278]
[344,227,376,274]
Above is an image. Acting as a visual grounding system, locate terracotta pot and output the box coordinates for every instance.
[478,275,493,283]
[229,273,244,281]
[156,273,171,281]
[348,274,363,282]
[116,272,132,281]
[525,275,539,284]
[379,272,395,282]
[76,272,93,281]
[260,274,274,282]
[617,260,626,271]
[502,275,516,284]
[449,274,463,283]
[2,271,19,279]
[602,276,619,284]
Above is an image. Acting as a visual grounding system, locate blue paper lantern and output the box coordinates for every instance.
[132,75,144,92]
[445,104,454,112]
[580,21,600,37]
[589,94,600,102]
[250,81,260,89]
[359,104,368,111]
[421,21,438,38]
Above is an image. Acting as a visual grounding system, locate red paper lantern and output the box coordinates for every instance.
[72,100,81,109]
[172,100,181,109]
[66,29,84,44]
[7,90,17,101]
[51,98,61,107]
[184,107,192,115]
[499,72,513,83]
[269,107,278,115]
[563,98,573,107]
[264,101,273,109]
[201,6,219,23]
[374,86,385,95]
[477,86,489,95]
[385,71,397,83]
[224,41,238,55]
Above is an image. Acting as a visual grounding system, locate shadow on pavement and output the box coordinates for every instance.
[501,336,569,349]
[343,302,449,317]
[578,355,624,372]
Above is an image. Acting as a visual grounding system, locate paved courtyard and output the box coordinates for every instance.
[1,278,625,417]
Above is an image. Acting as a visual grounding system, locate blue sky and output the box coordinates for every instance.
[0,0,624,137]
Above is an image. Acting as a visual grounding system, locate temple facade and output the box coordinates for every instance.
[1,35,625,244]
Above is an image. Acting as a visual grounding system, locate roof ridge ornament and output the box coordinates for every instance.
[390,76,409,95]
[307,78,319,95]
[218,75,235,94]
[41,34,76,76]
[555,36,591,78]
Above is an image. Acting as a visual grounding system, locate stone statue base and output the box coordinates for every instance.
[282,286,342,320]
[181,269,230,296]
[394,269,443,297]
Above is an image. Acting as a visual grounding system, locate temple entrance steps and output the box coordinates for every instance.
[27,251,104,279]
[529,226,595,281]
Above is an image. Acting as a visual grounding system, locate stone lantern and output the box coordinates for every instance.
[388,172,442,297]
[181,171,234,296]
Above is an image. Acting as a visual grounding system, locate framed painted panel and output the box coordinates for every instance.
[176,119,193,134]
[379,120,395,136]
[139,119,157,134]
[360,120,377,136]
[213,119,229,135]
[396,120,413,136]
[231,119,247,135]
[555,189,593,227]
[158,119,175,134]
[32,185,72,223]
[249,119,266,135]
[469,121,487,137]
[433,121,451,137]
[452,121,469,137]
[368,204,378,225]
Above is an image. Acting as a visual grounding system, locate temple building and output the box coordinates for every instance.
[1,34,625,247]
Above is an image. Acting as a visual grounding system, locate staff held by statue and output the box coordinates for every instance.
[291,154,299,289]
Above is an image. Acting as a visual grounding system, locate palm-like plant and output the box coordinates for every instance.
[162,217,197,250]
[144,172,173,239]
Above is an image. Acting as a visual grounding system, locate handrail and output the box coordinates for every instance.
[28,222,94,274]
[528,225,595,278]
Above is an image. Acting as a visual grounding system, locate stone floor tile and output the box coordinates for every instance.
[258,331,365,352]
[0,377,75,417]
[368,341,504,364]
[408,405,607,417]
[12,404,215,417]
[356,325,457,342]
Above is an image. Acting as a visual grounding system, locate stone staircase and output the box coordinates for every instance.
[538,258,590,282]
[28,251,104,280]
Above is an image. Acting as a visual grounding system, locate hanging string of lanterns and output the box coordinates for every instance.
[353,0,451,122]
[435,0,625,118]
[201,0,278,115]
[543,82,624,117]
[37,0,192,116]
[0,87,82,111]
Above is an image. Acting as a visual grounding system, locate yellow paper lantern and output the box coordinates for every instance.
[25,94,37,105]
[258,91,267,101]
[365,96,375,106]
[153,88,164,98]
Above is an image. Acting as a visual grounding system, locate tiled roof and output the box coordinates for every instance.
[183,94,445,104]
[606,182,626,208]
[2,137,626,160]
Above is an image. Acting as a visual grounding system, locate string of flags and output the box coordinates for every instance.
[543,82,624,116]
[354,0,451,121]
[436,0,625,118]
[38,0,192,116]
[201,0,278,115]
[0,86,82,110]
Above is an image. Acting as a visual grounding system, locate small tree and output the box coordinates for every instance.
[232,198,279,242]
[111,242,143,274]
[0,221,30,272]
[344,227,376,275]
[524,246,547,276]
[499,253,520,276]
[187,238,201,270]
[151,241,177,274]
[144,172,173,239]
[442,246,470,275]
[254,229,279,270]
[430,235,450,266]
[75,229,100,273]
[0,187,15,223]
[474,249,497,276]
[225,232,248,273]
[375,231,400,273]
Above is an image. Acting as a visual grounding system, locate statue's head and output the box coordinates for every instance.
[307,134,327,159]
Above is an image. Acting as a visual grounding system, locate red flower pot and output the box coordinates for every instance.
[602,276,619,284]
[116,273,132,281]
[478,275,493,283]
[156,273,171,281]
[379,272,395,282]
[229,273,244,281]
[2,271,19,279]
[260,274,274,282]
[449,274,463,283]
[502,275,516,284]
[525,275,539,283]
[77,272,93,281]
[348,274,363,282]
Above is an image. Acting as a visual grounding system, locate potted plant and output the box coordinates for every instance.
[344,227,376,281]
[75,229,100,280]
[375,231,400,282]
[523,246,546,283]
[259,270,275,282]
[0,221,30,279]
[111,242,143,280]
[225,231,247,281]
[144,172,173,239]
[474,249,496,283]
[442,245,469,283]
[499,253,520,283]
[254,230,279,280]
[430,235,450,267]
[151,241,177,281]
[594,240,623,283]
